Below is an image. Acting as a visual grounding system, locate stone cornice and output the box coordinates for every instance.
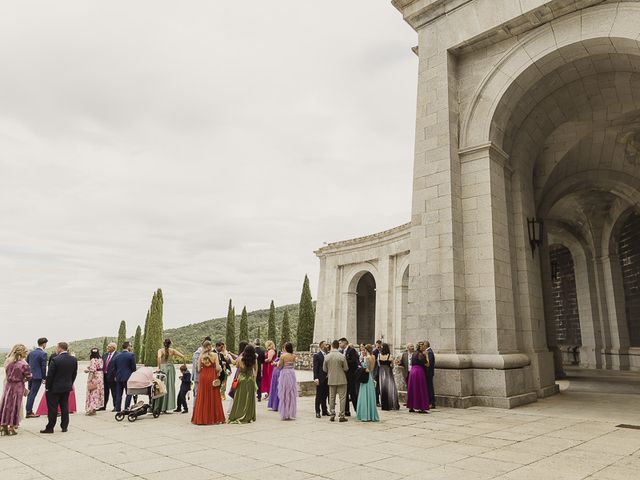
[315,222,411,256]
[458,142,512,172]
[392,0,472,31]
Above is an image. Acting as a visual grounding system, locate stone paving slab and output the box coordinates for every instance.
[1,392,640,480]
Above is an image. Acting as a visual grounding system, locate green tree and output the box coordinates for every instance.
[281,306,291,346]
[256,326,261,342]
[296,275,315,351]
[239,306,249,343]
[133,325,142,360]
[144,289,164,366]
[102,337,108,354]
[267,300,277,343]
[117,320,127,348]
[225,299,236,353]
[141,309,150,363]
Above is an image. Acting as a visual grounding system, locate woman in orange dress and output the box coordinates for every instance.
[191,341,225,425]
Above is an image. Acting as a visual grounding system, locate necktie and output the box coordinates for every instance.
[106,353,111,371]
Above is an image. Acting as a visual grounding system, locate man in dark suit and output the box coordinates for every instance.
[26,337,48,418]
[313,341,329,418]
[425,341,436,409]
[373,339,382,407]
[338,337,359,416]
[101,342,118,411]
[398,343,415,386]
[40,342,77,434]
[255,339,265,401]
[113,342,137,412]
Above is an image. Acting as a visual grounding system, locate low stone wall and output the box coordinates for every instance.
[294,351,314,370]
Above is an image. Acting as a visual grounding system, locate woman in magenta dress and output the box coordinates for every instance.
[36,353,77,416]
[0,344,32,435]
[261,341,277,399]
[277,342,298,420]
[84,348,104,416]
[406,342,430,413]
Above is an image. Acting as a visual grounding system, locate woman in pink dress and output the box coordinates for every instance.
[260,341,277,398]
[0,344,32,435]
[84,348,104,415]
[36,353,77,416]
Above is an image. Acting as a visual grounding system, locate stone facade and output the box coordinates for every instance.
[315,0,640,408]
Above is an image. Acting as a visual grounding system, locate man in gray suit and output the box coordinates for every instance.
[323,340,349,422]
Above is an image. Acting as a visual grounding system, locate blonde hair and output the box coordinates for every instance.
[265,340,276,350]
[4,344,28,366]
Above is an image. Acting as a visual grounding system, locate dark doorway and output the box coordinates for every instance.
[618,211,640,347]
[356,272,376,345]
[549,245,582,348]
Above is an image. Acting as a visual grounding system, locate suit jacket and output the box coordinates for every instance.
[102,351,117,382]
[399,351,410,380]
[344,346,360,375]
[313,351,327,383]
[322,350,348,386]
[426,348,435,377]
[27,348,47,380]
[372,349,380,377]
[113,350,136,382]
[45,352,78,393]
[255,347,265,379]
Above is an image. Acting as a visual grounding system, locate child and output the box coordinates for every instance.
[174,364,191,413]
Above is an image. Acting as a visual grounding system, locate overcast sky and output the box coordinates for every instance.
[0,1,417,348]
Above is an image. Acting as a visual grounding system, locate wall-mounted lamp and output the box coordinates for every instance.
[527,217,544,257]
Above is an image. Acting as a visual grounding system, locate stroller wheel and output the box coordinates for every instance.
[115,412,125,422]
[152,410,160,418]
[127,413,138,422]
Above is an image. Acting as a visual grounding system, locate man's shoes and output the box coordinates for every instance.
[330,415,335,422]
[316,413,321,419]
[61,428,68,432]
[322,412,330,416]
[339,417,348,423]
[26,413,39,419]
[40,429,54,434]
[182,410,188,414]
[376,403,381,407]
[111,408,117,412]
[97,407,106,411]
[430,404,436,409]
[173,408,181,413]
[345,412,351,417]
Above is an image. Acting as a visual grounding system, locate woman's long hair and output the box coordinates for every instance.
[89,348,100,360]
[4,344,28,366]
[163,338,172,360]
[381,343,391,356]
[242,344,256,370]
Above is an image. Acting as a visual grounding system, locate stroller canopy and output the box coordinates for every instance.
[127,367,154,389]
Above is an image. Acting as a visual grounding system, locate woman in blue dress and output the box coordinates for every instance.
[356,344,379,422]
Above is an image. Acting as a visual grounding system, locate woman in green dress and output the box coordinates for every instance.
[228,343,257,424]
[356,344,380,422]
[157,339,187,413]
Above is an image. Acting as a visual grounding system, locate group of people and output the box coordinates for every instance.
[312,338,436,422]
[188,337,299,425]
[0,334,436,435]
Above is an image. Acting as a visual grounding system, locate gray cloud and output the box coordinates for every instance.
[0,0,416,347]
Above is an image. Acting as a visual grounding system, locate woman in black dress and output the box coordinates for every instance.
[377,343,399,410]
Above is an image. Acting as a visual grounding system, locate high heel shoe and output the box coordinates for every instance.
[8,426,18,435]
[0,426,9,436]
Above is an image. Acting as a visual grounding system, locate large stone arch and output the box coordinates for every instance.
[461,3,640,151]
[342,265,380,346]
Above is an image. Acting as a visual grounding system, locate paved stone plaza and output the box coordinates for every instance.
[2,371,640,480]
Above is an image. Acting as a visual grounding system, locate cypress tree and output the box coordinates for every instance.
[141,309,150,363]
[133,325,142,360]
[117,320,127,348]
[225,299,236,353]
[144,289,164,366]
[256,326,261,342]
[239,306,249,343]
[267,300,277,343]
[296,275,315,351]
[102,337,108,354]
[281,306,291,346]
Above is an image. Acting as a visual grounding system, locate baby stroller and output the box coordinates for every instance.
[115,368,167,422]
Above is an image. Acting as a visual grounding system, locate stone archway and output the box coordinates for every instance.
[356,272,376,345]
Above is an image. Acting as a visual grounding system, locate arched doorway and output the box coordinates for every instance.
[356,272,376,345]
[619,211,640,347]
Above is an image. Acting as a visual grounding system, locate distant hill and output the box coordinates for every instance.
[61,302,305,361]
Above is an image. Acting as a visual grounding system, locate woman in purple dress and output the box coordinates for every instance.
[277,342,298,420]
[267,346,281,411]
[406,341,430,413]
[0,344,32,435]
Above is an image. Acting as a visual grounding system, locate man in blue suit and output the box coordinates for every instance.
[113,342,137,412]
[26,337,48,418]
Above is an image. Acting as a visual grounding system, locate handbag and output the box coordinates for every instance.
[231,377,239,391]
[212,379,221,388]
[356,366,369,384]
[87,381,98,392]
